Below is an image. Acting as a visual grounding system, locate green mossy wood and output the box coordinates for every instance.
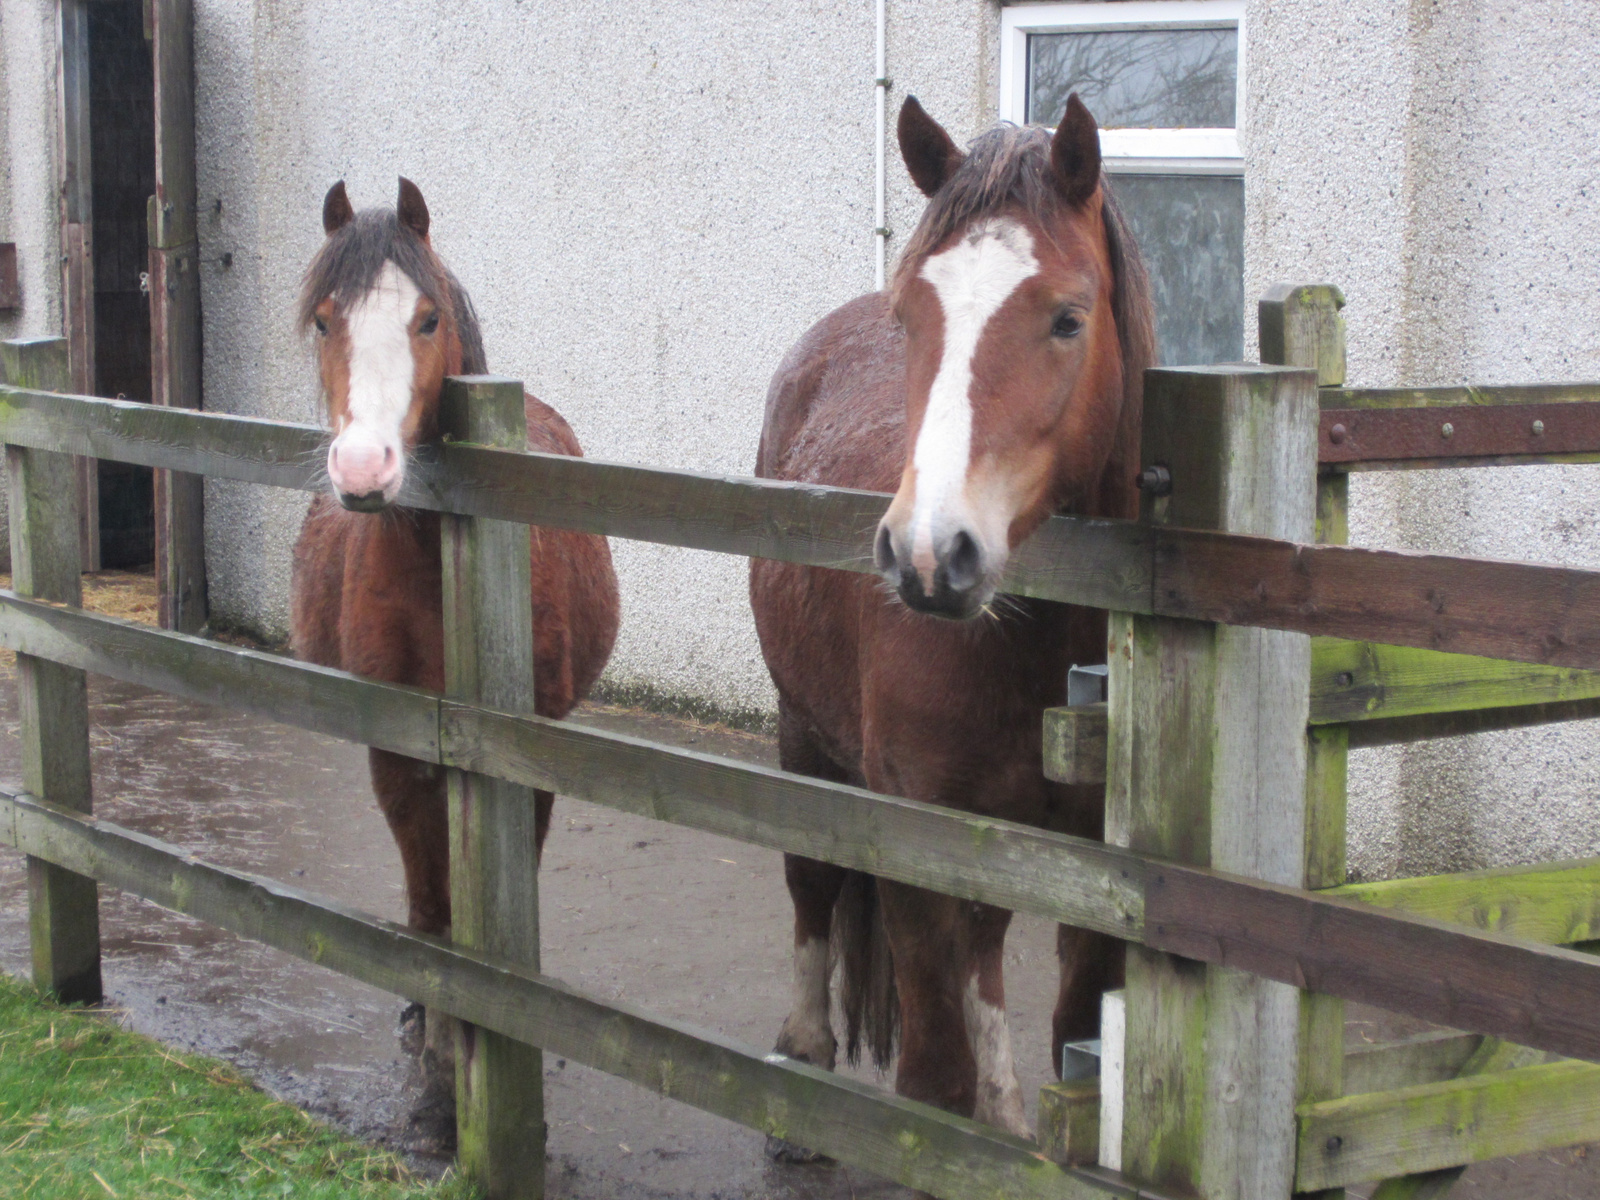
[0,338,100,1005]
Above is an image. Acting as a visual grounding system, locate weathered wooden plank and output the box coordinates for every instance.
[0,387,326,489]
[439,377,545,1197]
[4,338,99,1003]
[1039,1081,1101,1167]
[1261,284,1350,1200]
[441,701,1146,939]
[1152,527,1600,670]
[14,386,1600,669]
[1325,383,1600,410]
[54,2,99,572]
[1259,283,1346,388]
[1311,637,1600,724]
[1144,865,1600,1065]
[1297,1059,1600,1189]
[0,589,440,761]
[1362,1035,1546,1200]
[1342,1032,1484,1097]
[14,582,1600,1067]
[1042,704,1107,785]
[148,0,206,634]
[0,790,1160,1200]
[1320,403,1600,468]
[1115,364,1318,1200]
[0,587,1145,939]
[1053,639,1600,775]
[1325,858,1600,946]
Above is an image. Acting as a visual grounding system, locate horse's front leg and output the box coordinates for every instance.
[967,901,1031,1137]
[369,746,458,1147]
[775,852,847,1070]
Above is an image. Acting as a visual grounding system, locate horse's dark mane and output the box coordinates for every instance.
[893,123,1155,399]
[297,207,487,374]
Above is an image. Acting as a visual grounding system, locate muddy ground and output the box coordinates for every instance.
[0,573,1594,1198]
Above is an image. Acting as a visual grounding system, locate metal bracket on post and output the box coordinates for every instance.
[1,337,101,1004]
[1106,362,1320,1198]
[439,375,545,1199]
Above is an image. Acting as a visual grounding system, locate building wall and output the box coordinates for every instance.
[191,0,996,722]
[4,0,1598,881]
[1246,0,1600,879]
[0,0,65,567]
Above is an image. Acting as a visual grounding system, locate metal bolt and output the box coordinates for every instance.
[1136,465,1172,496]
[1326,1135,1344,1155]
[1441,422,1455,439]
[1532,419,1545,436]
[1328,423,1347,445]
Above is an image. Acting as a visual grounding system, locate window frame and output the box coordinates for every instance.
[998,0,1246,175]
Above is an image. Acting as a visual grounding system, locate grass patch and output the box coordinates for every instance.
[0,972,476,1200]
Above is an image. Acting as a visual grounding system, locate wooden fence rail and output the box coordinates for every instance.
[6,589,1600,1067]
[8,382,1600,670]
[0,789,1170,1200]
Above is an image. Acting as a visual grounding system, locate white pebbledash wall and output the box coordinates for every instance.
[186,0,997,725]
[1245,0,1600,879]
[2,0,1597,879]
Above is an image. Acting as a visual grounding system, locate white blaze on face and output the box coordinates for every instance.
[910,218,1039,570]
[327,261,420,501]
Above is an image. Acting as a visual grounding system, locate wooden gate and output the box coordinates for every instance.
[2,283,1600,1199]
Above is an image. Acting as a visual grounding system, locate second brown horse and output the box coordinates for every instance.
[752,96,1153,1138]
[290,178,620,1131]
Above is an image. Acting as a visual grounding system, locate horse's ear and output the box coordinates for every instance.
[322,181,353,235]
[898,96,965,197]
[1050,94,1102,208]
[397,177,430,241]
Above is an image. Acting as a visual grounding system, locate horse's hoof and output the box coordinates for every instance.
[766,1134,833,1165]
[397,1001,426,1057]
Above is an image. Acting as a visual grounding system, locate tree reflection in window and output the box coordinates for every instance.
[1027,28,1236,129]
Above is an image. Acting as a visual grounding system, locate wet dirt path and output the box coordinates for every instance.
[0,574,1594,1197]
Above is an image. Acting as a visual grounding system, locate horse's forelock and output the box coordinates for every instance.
[892,123,1154,395]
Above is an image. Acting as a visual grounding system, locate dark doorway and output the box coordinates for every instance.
[88,1,155,569]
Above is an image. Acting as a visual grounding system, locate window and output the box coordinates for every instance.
[1000,1,1245,367]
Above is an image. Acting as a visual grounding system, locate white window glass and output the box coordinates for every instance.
[1000,2,1245,366]
[1027,27,1237,129]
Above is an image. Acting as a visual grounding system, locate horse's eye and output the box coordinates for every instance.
[419,311,440,336]
[313,316,328,336]
[1052,311,1084,340]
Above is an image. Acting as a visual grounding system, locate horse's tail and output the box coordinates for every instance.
[834,870,898,1070]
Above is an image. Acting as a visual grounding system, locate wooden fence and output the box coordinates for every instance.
[2,285,1600,1198]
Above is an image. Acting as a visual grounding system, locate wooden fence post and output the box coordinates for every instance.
[439,376,544,1199]
[1260,283,1348,1200]
[1,337,100,1004]
[1106,361,1320,1198]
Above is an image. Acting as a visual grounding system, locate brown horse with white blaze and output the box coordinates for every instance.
[290,179,619,1123]
[751,96,1152,1138]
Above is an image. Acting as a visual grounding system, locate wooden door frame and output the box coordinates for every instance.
[55,0,99,571]
[147,0,206,632]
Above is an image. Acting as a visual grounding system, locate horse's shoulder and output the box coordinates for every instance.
[760,292,902,482]
[523,391,585,457]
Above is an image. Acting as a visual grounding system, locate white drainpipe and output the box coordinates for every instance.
[874,0,888,290]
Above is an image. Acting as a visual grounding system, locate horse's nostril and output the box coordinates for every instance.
[945,530,982,592]
[874,524,897,573]
[382,445,396,468]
